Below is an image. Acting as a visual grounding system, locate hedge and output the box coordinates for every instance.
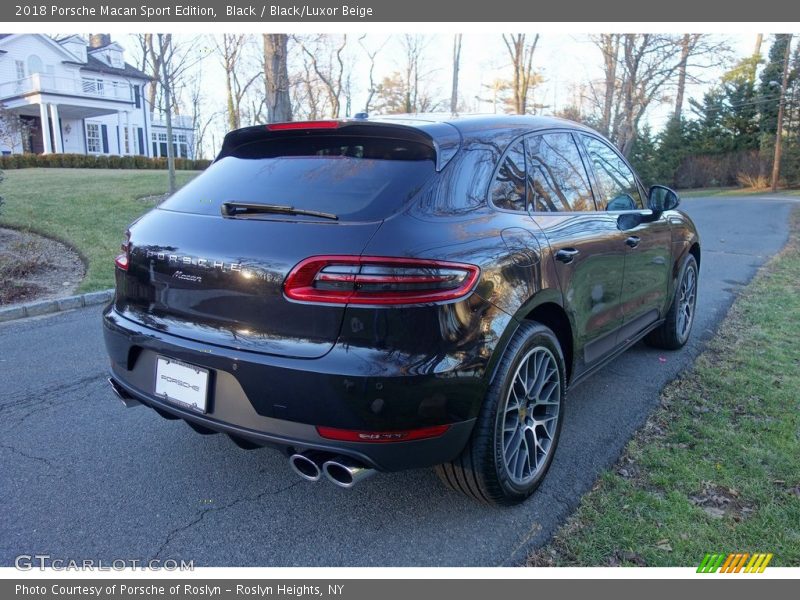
[0,153,211,171]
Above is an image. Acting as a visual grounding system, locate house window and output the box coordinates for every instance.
[27,55,43,75]
[123,127,130,154]
[86,123,101,153]
[15,60,25,80]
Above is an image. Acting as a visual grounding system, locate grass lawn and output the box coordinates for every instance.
[679,186,800,198]
[0,168,199,293]
[529,207,800,568]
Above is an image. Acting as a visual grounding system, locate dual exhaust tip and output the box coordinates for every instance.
[289,451,375,489]
[109,378,374,488]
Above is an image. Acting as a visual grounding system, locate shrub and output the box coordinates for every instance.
[0,153,211,171]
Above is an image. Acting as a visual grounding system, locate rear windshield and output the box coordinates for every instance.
[160,135,437,222]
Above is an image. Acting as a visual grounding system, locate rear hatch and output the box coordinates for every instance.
[114,122,439,358]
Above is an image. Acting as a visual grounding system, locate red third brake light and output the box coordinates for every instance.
[266,120,340,131]
[114,231,130,271]
[284,256,480,306]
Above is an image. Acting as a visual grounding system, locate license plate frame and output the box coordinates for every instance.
[154,356,209,413]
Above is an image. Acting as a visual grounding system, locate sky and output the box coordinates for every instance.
[116,32,762,158]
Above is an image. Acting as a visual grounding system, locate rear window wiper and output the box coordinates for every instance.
[221,202,338,221]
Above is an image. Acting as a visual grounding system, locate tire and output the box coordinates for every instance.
[645,254,698,350]
[435,321,566,506]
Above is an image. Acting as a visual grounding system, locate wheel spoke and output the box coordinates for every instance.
[500,345,562,486]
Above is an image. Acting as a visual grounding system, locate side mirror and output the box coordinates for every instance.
[648,185,680,214]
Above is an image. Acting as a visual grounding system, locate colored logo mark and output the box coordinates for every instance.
[697,553,773,573]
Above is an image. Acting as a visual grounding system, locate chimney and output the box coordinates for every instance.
[89,34,111,49]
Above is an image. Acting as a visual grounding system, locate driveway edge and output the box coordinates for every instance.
[0,289,114,323]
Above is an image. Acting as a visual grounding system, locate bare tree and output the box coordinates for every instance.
[771,34,794,192]
[152,34,207,191]
[451,34,463,114]
[592,34,621,136]
[214,34,261,131]
[263,34,292,123]
[296,34,348,118]
[358,35,387,115]
[0,104,30,153]
[501,34,540,114]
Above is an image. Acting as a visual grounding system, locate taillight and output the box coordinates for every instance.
[266,120,339,131]
[316,424,450,443]
[283,256,480,305]
[114,231,130,271]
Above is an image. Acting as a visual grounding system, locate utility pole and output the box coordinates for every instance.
[771,34,793,193]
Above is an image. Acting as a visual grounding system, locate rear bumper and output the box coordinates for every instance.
[103,306,478,471]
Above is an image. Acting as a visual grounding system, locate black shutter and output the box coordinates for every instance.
[101,125,109,154]
[137,128,144,156]
[133,85,141,109]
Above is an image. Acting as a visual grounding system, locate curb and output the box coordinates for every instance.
[0,289,114,324]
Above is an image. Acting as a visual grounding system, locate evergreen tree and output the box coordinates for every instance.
[628,125,659,188]
[759,34,794,138]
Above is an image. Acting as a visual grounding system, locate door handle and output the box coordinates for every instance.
[625,236,641,249]
[555,248,580,264]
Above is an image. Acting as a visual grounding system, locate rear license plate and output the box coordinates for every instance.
[155,356,209,413]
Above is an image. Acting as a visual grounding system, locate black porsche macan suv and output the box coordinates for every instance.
[103,115,700,505]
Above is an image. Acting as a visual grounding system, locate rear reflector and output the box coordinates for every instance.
[316,424,450,443]
[283,256,480,305]
[267,120,339,131]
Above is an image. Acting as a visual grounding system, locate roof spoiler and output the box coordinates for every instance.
[215,120,461,172]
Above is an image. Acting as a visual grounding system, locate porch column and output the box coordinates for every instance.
[127,113,136,155]
[49,103,63,153]
[39,103,53,154]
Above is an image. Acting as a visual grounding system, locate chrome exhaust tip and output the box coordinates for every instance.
[107,377,141,408]
[288,451,327,482]
[322,456,376,489]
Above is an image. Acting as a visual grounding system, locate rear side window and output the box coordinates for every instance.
[489,140,527,211]
[159,135,436,222]
[526,133,595,212]
[581,135,643,211]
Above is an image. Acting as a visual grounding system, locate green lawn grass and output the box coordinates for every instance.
[0,168,199,293]
[679,186,800,198]
[529,207,800,568]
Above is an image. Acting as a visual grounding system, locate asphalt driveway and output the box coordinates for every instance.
[0,195,795,566]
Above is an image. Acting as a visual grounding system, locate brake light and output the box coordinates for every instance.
[114,231,130,271]
[317,424,450,443]
[266,120,339,131]
[283,256,480,305]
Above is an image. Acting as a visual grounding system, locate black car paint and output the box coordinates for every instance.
[103,115,699,472]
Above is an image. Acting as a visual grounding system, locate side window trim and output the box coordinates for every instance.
[569,132,602,212]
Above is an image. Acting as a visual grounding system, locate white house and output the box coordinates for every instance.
[0,33,195,159]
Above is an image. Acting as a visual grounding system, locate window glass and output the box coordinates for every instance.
[490,140,526,211]
[526,133,595,212]
[161,135,436,222]
[581,135,643,210]
[86,123,101,153]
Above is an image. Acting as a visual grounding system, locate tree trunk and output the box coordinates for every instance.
[159,34,176,194]
[771,34,793,192]
[674,34,691,120]
[600,34,619,136]
[264,34,292,122]
[450,34,462,114]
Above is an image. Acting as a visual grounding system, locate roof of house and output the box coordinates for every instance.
[0,33,150,80]
[81,54,151,80]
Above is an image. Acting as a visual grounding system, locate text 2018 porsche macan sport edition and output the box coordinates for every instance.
[103,115,699,505]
